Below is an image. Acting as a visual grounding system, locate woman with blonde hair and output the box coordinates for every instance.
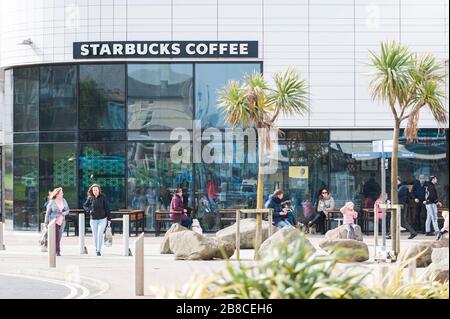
[83,184,111,256]
[44,187,70,256]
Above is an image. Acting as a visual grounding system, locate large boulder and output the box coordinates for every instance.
[425,247,449,283]
[319,239,369,262]
[259,227,316,260]
[169,230,235,260]
[216,218,278,249]
[405,238,449,268]
[324,224,363,241]
[160,223,189,254]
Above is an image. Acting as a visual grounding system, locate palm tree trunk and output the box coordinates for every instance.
[255,133,264,260]
[391,121,400,204]
[391,120,400,258]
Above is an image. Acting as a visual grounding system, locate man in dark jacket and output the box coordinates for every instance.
[425,176,442,236]
[412,174,428,232]
[397,177,417,239]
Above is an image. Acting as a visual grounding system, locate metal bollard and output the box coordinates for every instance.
[48,219,56,268]
[0,222,5,250]
[123,214,130,256]
[134,232,145,296]
[79,213,88,254]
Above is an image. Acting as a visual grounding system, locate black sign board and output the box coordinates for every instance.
[73,41,258,59]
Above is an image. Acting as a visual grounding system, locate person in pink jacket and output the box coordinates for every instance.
[340,201,358,239]
[436,210,448,240]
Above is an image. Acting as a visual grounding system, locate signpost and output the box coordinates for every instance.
[352,140,414,262]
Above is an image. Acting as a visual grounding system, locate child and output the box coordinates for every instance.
[436,210,448,240]
[340,201,358,239]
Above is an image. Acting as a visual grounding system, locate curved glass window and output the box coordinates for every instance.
[195,63,261,128]
[39,65,77,131]
[127,64,193,130]
[80,64,125,130]
[14,67,39,132]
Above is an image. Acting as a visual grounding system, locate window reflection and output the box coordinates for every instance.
[80,64,125,130]
[14,67,39,132]
[127,142,192,231]
[127,64,193,130]
[13,144,39,231]
[195,63,261,128]
[39,65,77,131]
[79,144,126,210]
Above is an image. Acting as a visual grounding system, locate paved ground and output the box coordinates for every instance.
[0,229,438,299]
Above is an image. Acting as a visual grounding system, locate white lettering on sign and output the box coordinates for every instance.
[99,44,111,55]
[125,43,135,55]
[80,44,89,56]
[186,43,196,55]
[74,41,257,58]
[112,43,123,55]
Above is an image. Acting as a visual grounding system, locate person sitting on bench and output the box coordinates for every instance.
[170,187,192,228]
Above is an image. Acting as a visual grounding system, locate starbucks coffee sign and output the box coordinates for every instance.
[73,41,258,59]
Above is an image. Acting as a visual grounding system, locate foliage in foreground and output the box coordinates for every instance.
[153,234,448,299]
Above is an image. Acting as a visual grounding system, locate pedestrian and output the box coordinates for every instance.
[169,187,192,228]
[308,188,335,234]
[83,184,111,256]
[436,210,448,240]
[44,187,70,256]
[424,176,442,236]
[397,177,417,239]
[265,189,295,228]
[340,201,358,239]
[412,174,428,232]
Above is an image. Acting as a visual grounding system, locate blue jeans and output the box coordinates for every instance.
[345,223,356,239]
[275,219,294,228]
[90,218,107,253]
[425,204,439,233]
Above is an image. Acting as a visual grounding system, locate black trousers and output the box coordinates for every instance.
[400,205,417,235]
[309,211,326,234]
[414,202,427,232]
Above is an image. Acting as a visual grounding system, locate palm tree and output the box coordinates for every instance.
[218,69,309,257]
[370,42,448,251]
[369,41,448,206]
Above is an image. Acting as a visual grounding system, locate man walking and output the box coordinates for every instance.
[412,174,427,233]
[397,177,417,239]
[424,176,442,236]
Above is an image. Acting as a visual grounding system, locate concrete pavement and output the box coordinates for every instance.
[0,229,437,299]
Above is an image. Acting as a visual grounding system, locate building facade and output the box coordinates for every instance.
[0,0,448,231]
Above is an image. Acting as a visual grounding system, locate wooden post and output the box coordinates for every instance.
[0,222,5,250]
[79,213,87,254]
[48,219,56,268]
[254,213,262,260]
[134,232,145,296]
[123,214,130,256]
[268,209,273,237]
[236,209,240,261]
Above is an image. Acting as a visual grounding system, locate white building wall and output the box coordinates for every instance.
[0,0,448,130]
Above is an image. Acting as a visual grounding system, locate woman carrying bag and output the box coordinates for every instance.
[83,184,111,256]
[44,187,70,256]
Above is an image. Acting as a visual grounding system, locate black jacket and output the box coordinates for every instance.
[83,194,111,220]
[425,183,439,204]
[264,195,286,224]
[398,184,410,205]
[412,180,427,201]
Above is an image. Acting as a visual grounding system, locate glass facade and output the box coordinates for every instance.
[39,65,77,131]
[7,62,449,233]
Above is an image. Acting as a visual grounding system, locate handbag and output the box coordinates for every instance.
[104,224,113,247]
[39,225,48,252]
